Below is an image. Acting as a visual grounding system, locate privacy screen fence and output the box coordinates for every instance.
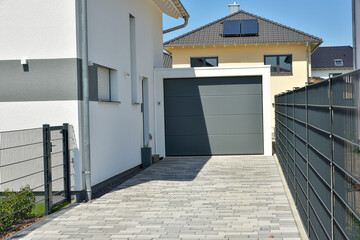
[275,70,360,240]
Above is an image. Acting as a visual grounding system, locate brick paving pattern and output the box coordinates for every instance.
[11,156,301,240]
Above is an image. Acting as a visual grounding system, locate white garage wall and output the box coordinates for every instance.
[87,0,164,186]
[154,66,273,157]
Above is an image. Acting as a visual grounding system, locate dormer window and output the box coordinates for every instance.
[334,59,344,66]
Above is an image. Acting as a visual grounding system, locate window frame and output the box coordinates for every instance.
[96,65,120,104]
[264,54,293,76]
[334,59,344,67]
[190,56,219,68]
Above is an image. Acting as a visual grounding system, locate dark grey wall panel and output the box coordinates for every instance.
[166,114,263,136]
[164,76,263,156]
[165,76,262,97]
[166,134,263,155]
[0,59,82,102]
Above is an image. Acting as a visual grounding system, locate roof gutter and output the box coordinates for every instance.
[163,0,189,34]
[164,15,189,34]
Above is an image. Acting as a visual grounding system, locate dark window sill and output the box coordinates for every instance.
[271,73,293,76]
[98,100,121,104]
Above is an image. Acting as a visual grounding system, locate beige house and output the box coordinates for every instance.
[164,7,322,132]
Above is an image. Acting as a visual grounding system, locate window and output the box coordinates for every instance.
[130,14,139,104]
[190,57,218,67]
[334,59,344,66]
[97,66,111,101]
[264,55,292,75]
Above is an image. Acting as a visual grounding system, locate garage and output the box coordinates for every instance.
[164,76,263,156]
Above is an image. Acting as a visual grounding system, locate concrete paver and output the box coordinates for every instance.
[11,156,301,240]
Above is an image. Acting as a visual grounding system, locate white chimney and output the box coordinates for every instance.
[229,2,240,15]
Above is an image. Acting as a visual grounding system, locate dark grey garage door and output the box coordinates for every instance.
[164,76,263,156]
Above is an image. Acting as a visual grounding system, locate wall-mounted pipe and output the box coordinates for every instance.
[80,0,92,201]
[163,16,189,34]
[306,42,309,82]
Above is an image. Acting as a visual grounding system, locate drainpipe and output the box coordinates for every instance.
[163,16,189,34]
[306,42,310,82]
[80,0,92,201]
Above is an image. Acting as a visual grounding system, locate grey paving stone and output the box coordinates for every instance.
[10,156,300,240]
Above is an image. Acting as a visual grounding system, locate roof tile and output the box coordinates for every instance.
[164,10,322,46]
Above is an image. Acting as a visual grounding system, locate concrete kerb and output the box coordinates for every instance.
[273,154,309,240]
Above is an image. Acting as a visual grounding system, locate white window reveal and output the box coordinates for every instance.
[97,66,111,102]
[334,59,344,66]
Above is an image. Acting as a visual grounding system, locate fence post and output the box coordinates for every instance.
[62,123,71,202]
[329,79,334,240]
[305,85,310,236]
[43,124,53,215]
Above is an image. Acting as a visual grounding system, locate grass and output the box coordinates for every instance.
[31,202,70,216]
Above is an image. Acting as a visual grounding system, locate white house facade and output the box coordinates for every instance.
[0,0,189,198]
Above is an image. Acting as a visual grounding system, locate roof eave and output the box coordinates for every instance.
[152,0,189,19]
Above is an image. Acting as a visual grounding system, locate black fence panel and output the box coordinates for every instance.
[275,70,360,240]
[0,124,73,237]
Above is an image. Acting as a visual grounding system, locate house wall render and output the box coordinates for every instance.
[0,0,166,191]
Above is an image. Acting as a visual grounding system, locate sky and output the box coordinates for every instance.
[163,0,353,47]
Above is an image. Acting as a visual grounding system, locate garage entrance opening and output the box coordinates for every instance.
[164,76,263,156]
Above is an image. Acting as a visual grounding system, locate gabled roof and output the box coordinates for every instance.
[311,46,353,69]
[164,10,322,47]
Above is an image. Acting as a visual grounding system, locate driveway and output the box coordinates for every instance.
[12,156,301,240]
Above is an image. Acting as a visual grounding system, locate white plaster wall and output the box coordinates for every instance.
[154,66,273,157]
[0,101,82,190]
[87,0,163,186]
[0,0,78,60]
[312,69,354,79]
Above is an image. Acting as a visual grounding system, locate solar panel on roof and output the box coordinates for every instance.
[240,19,259,35]
[223,20,241,36]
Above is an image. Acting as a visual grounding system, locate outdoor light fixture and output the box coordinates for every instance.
[21,58,29,72]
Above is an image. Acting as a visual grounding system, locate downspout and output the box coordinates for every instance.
[163,16,189,34]
[306,42,310,82]
[80,0,92,201]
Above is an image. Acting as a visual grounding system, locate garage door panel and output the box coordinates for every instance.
[166,114,263,136]
[164,76,263,155]
[166,134,263,156]
[165,95,262,116]
[165,77,262,97]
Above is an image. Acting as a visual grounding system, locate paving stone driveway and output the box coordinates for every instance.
[12,156,301,240]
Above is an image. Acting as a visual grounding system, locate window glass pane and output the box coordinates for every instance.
[191,58,205,67]
[279,55,292,73]
[205,58,218,67]
[265,56,277,73]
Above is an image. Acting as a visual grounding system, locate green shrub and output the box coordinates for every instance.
[0,192,15,232]
[0,185,35,232]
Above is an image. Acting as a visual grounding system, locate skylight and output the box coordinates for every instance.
[334,59,344,66]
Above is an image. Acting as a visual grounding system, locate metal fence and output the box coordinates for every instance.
[0,124,75,237]
[275,70,360,240]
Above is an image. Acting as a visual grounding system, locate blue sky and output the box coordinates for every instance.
[163,0,353,47]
